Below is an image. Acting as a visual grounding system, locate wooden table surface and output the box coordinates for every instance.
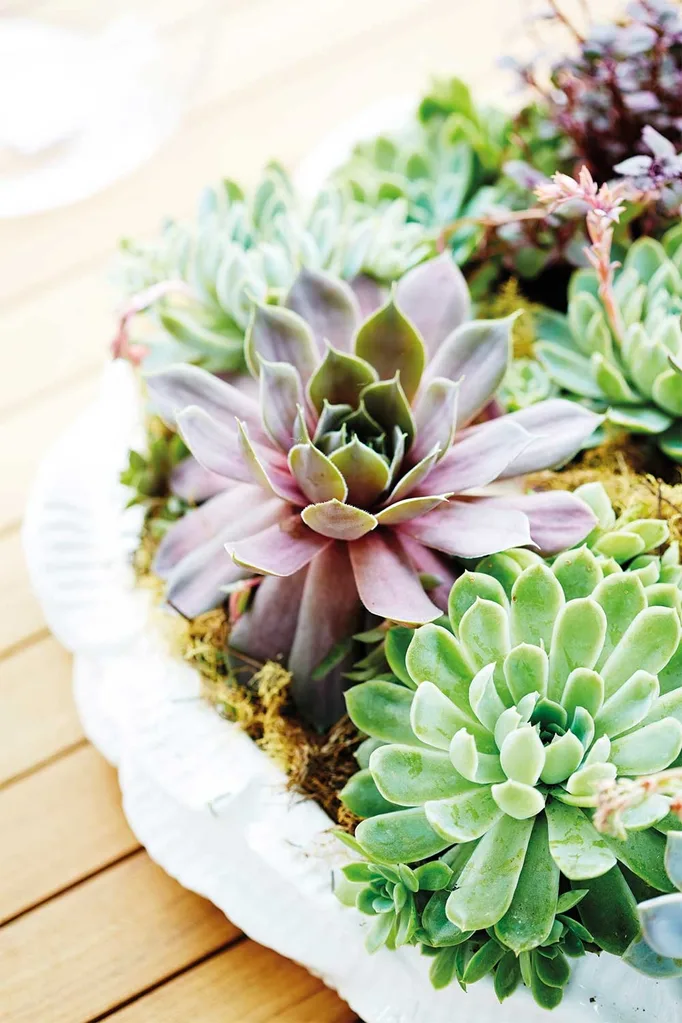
[0,1,616,1020]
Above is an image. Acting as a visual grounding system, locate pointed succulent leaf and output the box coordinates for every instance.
[425,787,503,843]
[504,644,548,703]
[285,265,359,353]
[552,546,603,601]
[592,531,646,562]
[356,806,451,863]
[360,375,415,447]
[428,315,517,427]
[288,442,347,504]
[375,496,447,526]
[369,744,468,805]
[409,378,458,465]
[545,802,616,880]
[469,663,507,732]
[354,293,426,401]
[510,563,564,650]
[384,445,442,505]
[301,499,377,540]
[566,761,617,796]
[575,866,640,956]
[307,345,377,413]
[536,341,604,399]
[548,598,607,702]
[328,436,390,507]
[340,769,406,818]
[569,290,603,353]
[394,252,470,355]
[495,815,559,954]
[653,369,682,416]
[592,353,643,404]
[259,359,304,450]
[245,302,318,382]
[446,815,534,931]
[449,729,505,783]
[603,827,675,893]
[573,482,616,529]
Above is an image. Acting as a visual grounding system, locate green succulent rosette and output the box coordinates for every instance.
[533,229,682,461]
[338,523,682,1005]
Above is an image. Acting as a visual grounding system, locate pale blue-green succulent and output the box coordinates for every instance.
[118,163,431,372]
[342,561,682,947]
[533,230,682,461]
[638,832,682,965]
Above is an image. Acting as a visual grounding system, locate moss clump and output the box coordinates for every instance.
[477,277,537,358]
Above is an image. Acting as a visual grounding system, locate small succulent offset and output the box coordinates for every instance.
[340,557,682,1001]
[117,163,431,372]
[145,253,600,729]
[533,231,682,460]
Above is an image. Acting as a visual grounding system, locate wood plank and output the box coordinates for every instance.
[0,851,239,1023]
[0,744,137,923]
[0,372,98,534]
[0,0,514,312]
[0,532,47,655]
[107,941,357,1023]
[0,635,83,785]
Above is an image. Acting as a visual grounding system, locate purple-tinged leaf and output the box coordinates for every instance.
[328,436,390,506]
[308,346,377,413]
[409,378,459,466]
[288,442,348,504]
[349,274,385,319]
[399,499,534,559]
[499,400,603,477]
[385,445,442,504]
[349,530,442,624]
[480,492,597,555]
[176,406,252,483]
[170,456,227,502]
[375,496,448,525]
[286,266,360,354]
[227,514,332,576]
[301,499,378,540]
[166,535,248,618]
[395,253,471,356]
[154,483,271,577]
[354,293,426,402]
[236,421,306,505]
[400,533,459,612]
[229,568,308,664]
[245,303,318,383]
[419,419,532,496]
[289,542,363,728]
[146,363,262,433]
[259,358,304,450]
[426,315,517,427]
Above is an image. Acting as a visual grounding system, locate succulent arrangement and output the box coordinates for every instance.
[145,253,599,728]
[111,0,682,1013]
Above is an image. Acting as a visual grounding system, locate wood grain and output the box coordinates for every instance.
[0,852,239,1023]
[107,940,358,1023]
[0,744,137,923]
[0,635,82,785]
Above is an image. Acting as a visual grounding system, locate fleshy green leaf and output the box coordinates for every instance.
[503,644,548,703]
[288,443,347,503]
[339,769,406,818]
[356,806,451,863]
[448,572,508,633]
[446,815,534,931]
[361,375,415,448]
[425,786,502,843]
[406,624,476,710]
[574,866,640,955]
[552,546,604,601]
[345,681,421,745]
[307,345,377,412]
[329,436,390,506]
[510,564,564,650]
[610,718,682,775]
[600,606,681,699]
[548,598,607,703]
[545,801,616,879]
[354,293,426,401]
[370,744,468,805]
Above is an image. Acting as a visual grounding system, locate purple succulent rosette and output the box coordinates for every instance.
[146,254,600,727]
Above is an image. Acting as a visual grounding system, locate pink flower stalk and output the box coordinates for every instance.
[147,254,600,727]
[536,167,632,342]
